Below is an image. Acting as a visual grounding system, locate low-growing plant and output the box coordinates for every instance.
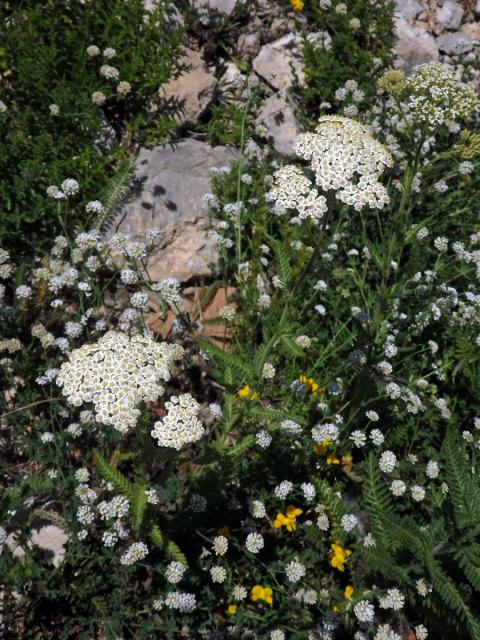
[0,0,183,255]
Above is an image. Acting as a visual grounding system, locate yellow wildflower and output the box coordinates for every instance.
[330,542,352,572]
[273,505,303,531]
[326,455,340,465]
[291,0,304,10]
[237,385,259,400]
[299,375,325,396]
[251,585,273,605]
[313,440,332,455]
[344,585,354,599]
[227,604,237,615]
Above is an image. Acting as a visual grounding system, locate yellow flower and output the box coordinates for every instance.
[273,505,303,531]
[344,585,354,599]
[286,505,303,518]
[291,0,304,10]
[227,604,237,615]
[326,455,340,465]
[237,385,259,400]
[313,440,332,455]
[251,585,273,605]
[330,542,352,572]
[299,375,325,396]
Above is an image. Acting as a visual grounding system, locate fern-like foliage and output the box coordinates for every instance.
[131,485,148,533]
[362,452,395,547]
[94,450,135,500]
[166,540,189,569]
[315,478,346,539]
[198,340,251,378]
[97,159,135,230]
[269,236,293,287]
[148,523,165,550]
[360,433,480,640]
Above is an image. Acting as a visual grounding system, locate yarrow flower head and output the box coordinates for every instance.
[151,393,204,450]
[164,591,196,612]
[406,62,479,128]
[273,116,393,213]
[57,331,183,433]
[165,560,186,584]
[120,541,148,566]
[266,164,328,221]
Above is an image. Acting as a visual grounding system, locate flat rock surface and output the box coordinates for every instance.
[394,17,439,69]
[436,0,464,31]
[109,139,240,283]
[193,0,239,15]
[253,34,305,90]
[256,91,302,156]
[160,48,216,127]
[437,30,473,53]
[395,0,422,20]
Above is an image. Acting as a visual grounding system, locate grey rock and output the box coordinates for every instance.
[256,91,302,156]
[193,0,238,15]
[108,139,240,283]
[160,49,216,127]
[395,0,422,20]
[237,31,262,60]
[4,523,68,567]
[31,525,68,567]
[253,34,305,91]
[220,62,245,90]
[461,22,480,41]
[436,0,464,31]
[437,31,473,54]
[394,17,439,69]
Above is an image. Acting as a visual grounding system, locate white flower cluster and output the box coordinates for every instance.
[285,560,306,583]
[266,165,328,221]
[164,591,196,612]
[57,331,183,433]
[120,541,148,566]
[406,62,479,128]
[289,115,393,212]
[165,560,186,584]
[151,393,204,450]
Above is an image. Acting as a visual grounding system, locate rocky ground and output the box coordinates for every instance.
[104,0,480,288]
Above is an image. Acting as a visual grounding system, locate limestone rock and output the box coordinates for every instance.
[220,62,245,90]
[237,31,262,61]
[394,17,439,70]
[253,34,305,90]
[193,0,238,15]
[108,139,240,283]
[256,91,302,156]
[160,49,216,127]
[437,31,473,54]
[461,22,480,41]
[395,0,422,20]
[436,0,464,31]
[31,525,68,567]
